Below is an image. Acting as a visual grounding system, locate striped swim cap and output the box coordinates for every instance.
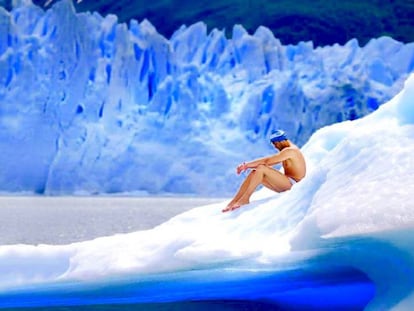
[270,130,288,143]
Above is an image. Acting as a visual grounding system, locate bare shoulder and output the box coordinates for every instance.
[284,145,304,159]
[282,145,300,154]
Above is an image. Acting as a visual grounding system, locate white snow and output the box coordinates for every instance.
[0,73,413,310]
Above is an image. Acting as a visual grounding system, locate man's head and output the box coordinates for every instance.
[270,130,290,150]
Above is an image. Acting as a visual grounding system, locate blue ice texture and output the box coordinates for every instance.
[0,71,414,309]
[1,1,414,309]
[1,0,414,196]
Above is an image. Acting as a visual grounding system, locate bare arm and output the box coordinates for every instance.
[237,148,295,174]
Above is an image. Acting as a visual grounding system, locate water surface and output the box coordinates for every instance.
[0,196,224,245]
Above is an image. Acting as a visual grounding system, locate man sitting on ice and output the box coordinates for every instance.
[223,130,306,212]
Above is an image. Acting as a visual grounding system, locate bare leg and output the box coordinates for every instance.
[224,165,291,212]
[223,171,255,212]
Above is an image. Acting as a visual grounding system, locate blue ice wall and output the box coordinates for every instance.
[0,0,413,195]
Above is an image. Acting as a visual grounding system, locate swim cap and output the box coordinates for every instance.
[270,130,287,143]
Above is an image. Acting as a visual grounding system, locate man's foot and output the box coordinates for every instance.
[222,201,248,212]
[222,205,234,213]
[229,204,241,211]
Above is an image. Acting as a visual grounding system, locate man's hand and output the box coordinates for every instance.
[237,162,248,175]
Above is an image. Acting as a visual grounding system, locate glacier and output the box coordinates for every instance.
[1,0,414,196]
[0,71,413,309]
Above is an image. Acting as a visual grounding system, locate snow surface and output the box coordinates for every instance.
[1,0,414,196]
[0,72,414,310]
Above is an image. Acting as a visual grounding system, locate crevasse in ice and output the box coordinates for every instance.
[0,71,413,310]
[0,0,413,196]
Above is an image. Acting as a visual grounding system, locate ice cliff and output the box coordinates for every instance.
[0,0,413,196]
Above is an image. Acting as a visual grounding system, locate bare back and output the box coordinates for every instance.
[282,145,306,182]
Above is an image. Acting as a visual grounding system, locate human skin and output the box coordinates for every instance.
[223,140,306,212]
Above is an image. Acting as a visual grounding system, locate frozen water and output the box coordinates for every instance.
[0,0,414,196]
[0,196,223,244]
[1,1,414,308]
[0,72,413,310]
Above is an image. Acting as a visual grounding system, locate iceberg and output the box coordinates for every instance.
[1,0,414,196]
[0,72,413,310]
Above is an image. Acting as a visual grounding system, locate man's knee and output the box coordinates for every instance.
[255,164,268,173]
